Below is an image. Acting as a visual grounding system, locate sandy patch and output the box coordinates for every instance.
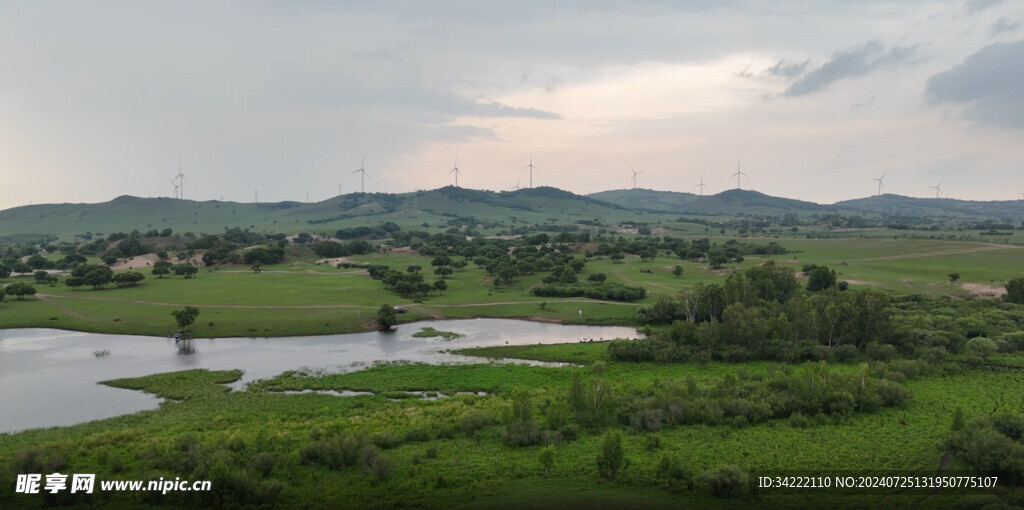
[109,253,160,271]
[315,257,359,266]
[961,283,1007,299]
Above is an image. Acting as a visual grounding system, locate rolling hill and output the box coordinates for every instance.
[3,186,1023,244]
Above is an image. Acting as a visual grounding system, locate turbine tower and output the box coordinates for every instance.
[630,167,644,189]
[693,175,709,196]
[730,162,748,190]
[929,181,943,199]
[170,163,186,199]
[352,156,369,193]
[522,156,537,188]
[449,157,462,187]
[338,183,343,196]
[870,173,886,196]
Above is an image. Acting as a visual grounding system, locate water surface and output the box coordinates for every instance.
[0,319,638,433]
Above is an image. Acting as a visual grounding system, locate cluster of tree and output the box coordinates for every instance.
[366,265,447,299]
[334,222,401,240]
[66,264,115,290]
[625,262,894,362]
[312,239,372,258]
[946,413,1024,484]
[242,245,286,266]
[531,282,647,302]
[112,271,145,288]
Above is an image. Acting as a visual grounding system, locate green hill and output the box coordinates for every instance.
[588,188,702,213]
[0,187,647,243]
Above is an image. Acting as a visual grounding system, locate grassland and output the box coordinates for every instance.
[3,345,1022,508]
[3,237,1022,338]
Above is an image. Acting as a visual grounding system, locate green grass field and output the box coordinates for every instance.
[2,237,1022,337]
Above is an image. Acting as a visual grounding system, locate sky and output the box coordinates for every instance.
[1,0,1023,210]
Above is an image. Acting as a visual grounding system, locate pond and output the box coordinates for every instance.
[0,319,639,434]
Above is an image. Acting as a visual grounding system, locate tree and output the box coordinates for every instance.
[708,253,729,269]
[73,264,113,290]
[64,277,84,290]
[609,252,625,264]
[672,266,683,277]
[252,262,264,273]
[806,266,837,292]
[34,270,48,283]
[948,272,961,283]
[588,272,607,283]
[5,282,37,300]
[433,266,453,279]
[377,304,398,330]
[406,265,422,274]
[171,306,200,329]
[1005,277,1024,304]
[173,264,198,279]
[433,279,448,295]
[152,261,172,278]
[0,263,9,278]
[44,274,59,287]
[539,446,555,478]
[112,271,145,288]
[595,430,625,478]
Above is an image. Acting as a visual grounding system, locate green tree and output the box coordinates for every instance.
[171,306,200,329]
[806,266,837,292]
[433,279,448,295]
[33,270,48,283]
[708,253,729,269]
[5,282,37,300]
[595,431,625,478]
[948,272,961,283]
[64,277,84,290]
[173,264,198,279]
[539,446,555,478]
[1005,277,1024,304]
[152,261,172,278]
[672,265,683,277]
[377,304,397,330]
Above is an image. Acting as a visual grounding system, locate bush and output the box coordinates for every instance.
[595,431,625,478]
[833,344,858,363]
[699,465,748,498]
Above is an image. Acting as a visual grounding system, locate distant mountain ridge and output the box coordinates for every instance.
[2,186,1022,242]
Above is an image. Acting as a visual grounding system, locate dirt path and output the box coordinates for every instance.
[846,243,1016,262]
[36,294,102,322]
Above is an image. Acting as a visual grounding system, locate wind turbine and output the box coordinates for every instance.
[449,157,462,187]
[522,156,537,188]
[870,173,886,196]
[630,167,644,189]
[929,181,943,199]
[338,183,343,196]
[730,162,748,190]
[352,156,369,193]
[169,177,180,199]
[693,175,709,196]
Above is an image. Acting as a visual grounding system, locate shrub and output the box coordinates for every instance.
[699,465,748,498]
[595,431,625,478]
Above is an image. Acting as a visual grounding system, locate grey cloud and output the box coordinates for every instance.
[966,0,1008,13]
[926,39,1024,128]
[991,18,1021,36]
[471,102,562,119]
[784,42,917,97]
[767,59,810,78]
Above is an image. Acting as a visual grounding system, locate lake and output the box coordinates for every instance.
[0,319,639,434]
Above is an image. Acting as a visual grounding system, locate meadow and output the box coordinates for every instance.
[3,234,1024,508]
[3,237,1022,337]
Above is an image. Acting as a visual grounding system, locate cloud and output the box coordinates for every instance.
[783,41,917,97]
[471,102,562,119]
[990,17,1021,36]
[926,39,1024,128]
[966,0,1009,13]
[766,59,810,78]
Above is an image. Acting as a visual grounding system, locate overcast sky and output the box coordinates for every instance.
[2,1,1023,210]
